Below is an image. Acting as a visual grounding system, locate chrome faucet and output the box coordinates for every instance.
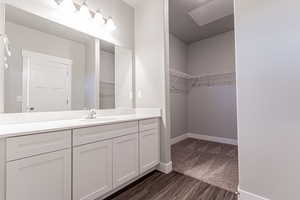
[87,109,97,119]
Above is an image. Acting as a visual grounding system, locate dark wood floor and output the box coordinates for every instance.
[105,171,237,200]
[172,139,239,192]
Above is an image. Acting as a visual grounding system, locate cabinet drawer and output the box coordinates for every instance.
[7,130,71,161]
[73,121,138,146]
[139,118,160,131]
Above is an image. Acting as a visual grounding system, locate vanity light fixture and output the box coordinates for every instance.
[106,17,117,31]
[79,2,91,18]
[94,11,105,25]
[4,57,8,70]
[53,0,117,31]
[1,34,11,69]
[56,0,76,12]
[54,0,63,5]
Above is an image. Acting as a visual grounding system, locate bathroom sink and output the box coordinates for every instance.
[78,117,120,122]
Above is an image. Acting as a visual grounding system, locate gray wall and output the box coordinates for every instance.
[135,0,171,164]
[235,0,300,199]
[188,85,237,139]
[188,31,235,75]
[187,31,237,140]
[169,34,188,139]
[169,32,237,140]
[5,21,87,112]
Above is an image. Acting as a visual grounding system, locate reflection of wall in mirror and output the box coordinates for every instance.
[84,38,97,110]
[4,21,87,113]
[100,50,115,109]
[0,4,5,113]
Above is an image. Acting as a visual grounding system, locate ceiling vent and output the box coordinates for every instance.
[188,0,233,26]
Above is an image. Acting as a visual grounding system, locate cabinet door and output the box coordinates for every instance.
[73,140,113,200]
[113,134,139,188]
[140,129,160,173]
[6,149,71,200]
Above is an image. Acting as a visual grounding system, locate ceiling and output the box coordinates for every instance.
[121,0,234,43]
[170,0,234,44]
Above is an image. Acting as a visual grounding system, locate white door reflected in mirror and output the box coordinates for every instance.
[22,50,72,112]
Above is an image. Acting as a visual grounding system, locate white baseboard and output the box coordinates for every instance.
[171,133,238,146]
[188,133,238,145]
[157,162,173,174]
[239,189,270,200]
[171,134,188,145]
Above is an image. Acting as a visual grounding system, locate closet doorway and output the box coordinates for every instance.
[169,0,238,195]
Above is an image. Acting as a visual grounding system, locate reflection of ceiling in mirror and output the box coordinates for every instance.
[6,5,117,53]
[5,5,93,45]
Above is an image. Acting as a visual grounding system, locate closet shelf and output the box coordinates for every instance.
[169,68,194,79]
[100,81,115,85]
[169,68,235,80]
[169,68,236,92]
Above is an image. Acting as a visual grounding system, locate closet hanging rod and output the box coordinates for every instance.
[169,68,235,80]
[169,68,194,79]
[100,80,115,85]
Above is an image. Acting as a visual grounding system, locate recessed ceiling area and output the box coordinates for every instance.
[170,0,234,44]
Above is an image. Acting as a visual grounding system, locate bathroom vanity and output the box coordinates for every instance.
[0,113,161,200]
[0,1,168,200]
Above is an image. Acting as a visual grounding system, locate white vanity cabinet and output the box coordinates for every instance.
[2,117,161,200]
[5,131,72,200]
[73,140,113,200]
[72,121,139,200]
[139,119,160,173]
[6,150,71,200]
[113,133,139,188]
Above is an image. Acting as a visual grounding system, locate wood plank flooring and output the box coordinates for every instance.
[105,171,237,200]
[172,139,239,192]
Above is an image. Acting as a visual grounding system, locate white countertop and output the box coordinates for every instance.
[0,112,161,138]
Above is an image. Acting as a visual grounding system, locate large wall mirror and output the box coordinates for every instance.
[2,4,133,113]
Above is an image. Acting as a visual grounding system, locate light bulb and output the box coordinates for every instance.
[4,56,8,69]
[94,11,105,25]
[60,0,76,12]
[50,0,60,8]
[79,2,91,18]
[106,17,116,31]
